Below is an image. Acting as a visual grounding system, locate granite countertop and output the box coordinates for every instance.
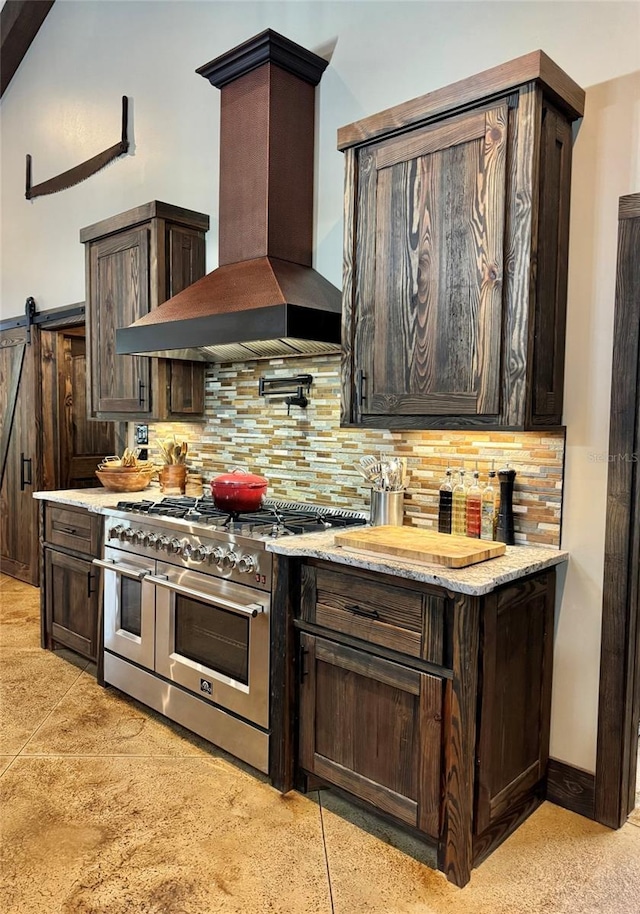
[33,486,162,513]
[33,489,568,596]
[265,529,568,596]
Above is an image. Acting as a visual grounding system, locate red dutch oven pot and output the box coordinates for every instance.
[210,469,268,512]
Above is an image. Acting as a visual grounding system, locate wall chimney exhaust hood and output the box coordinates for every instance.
[116,30,342,363]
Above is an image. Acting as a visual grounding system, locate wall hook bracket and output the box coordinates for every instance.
[259,374,313,415]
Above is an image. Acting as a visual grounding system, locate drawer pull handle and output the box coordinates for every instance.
[345,603,379,620]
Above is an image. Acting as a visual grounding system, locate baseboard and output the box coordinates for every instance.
[546,758,596,820]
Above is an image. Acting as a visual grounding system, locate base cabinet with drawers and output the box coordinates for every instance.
[287,559,556,888]
[41,502,103,663]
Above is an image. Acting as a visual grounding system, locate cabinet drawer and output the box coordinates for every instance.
[302,564,445,665]
[45,504,101,557]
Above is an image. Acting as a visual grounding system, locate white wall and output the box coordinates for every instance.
[1,0,639,771]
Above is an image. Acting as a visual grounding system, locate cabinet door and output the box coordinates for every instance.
[44,548,99,661]
[88,228,152,415]
[299,633,442,838]
[165,224,206,416]
[353,103,508,421]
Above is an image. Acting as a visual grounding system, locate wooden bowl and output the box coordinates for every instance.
[95,469,155,492]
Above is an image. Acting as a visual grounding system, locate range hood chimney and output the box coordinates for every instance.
[116,30,342,363]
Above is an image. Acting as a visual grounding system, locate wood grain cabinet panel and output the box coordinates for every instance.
[299,632,442,838]
[44,547,100,661]
[292,558,557,887]
[340,54,584,430]
[81,202,209,421]
[0,325,40,585]
[300,563,445,664]
[41,501,104,664]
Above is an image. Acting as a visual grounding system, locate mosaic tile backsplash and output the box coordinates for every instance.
[147,355,565,547]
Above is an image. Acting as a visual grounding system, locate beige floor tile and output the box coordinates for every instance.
[0,756,16,775]
[0,574,38,594]
[0,649,87,754]
[22,670,227,757]
[321,798,640,914]
[0,756,332,914]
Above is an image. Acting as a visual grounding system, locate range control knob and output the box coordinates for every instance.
[238,554,256,574]
[108,525,124,540]
[143,532,158,548]
[211,547,224,566]
[191,545,211,563]
[167,538,183,555]
[181,542,194,560]
[124,528,137,543]
[131,530,145,545]
[156,535,170,551]
[222,550,239,570]
[118,528,129,542]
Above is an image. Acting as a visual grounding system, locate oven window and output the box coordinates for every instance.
[175,596,249,685]
[120,577,142,637]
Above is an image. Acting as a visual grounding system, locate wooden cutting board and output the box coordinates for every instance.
[334,526,506,568]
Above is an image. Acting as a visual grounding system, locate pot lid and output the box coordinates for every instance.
[212,469,268,487]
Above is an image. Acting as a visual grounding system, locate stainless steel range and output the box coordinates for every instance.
[95,497,366,773]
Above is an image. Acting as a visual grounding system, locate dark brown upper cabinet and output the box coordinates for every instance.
[339,51,584,430]
[80,201,209,421]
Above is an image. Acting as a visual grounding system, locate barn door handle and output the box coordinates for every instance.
[138,380,147,407]
[20,454,32,490]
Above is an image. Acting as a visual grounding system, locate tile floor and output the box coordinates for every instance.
[2,572,640,913]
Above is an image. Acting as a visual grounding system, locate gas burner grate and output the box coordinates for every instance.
[114,496,368,535]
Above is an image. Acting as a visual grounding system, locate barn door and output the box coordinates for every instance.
[0,326,40,585]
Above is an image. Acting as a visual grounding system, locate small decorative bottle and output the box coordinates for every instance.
[452,468,467,536]
[496,465,517,545]
[481,467,497,541]
[466,467,482,538]
[438,467,453,534]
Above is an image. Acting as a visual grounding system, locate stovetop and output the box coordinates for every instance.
[112,496,368,538]
[102,497,368,586]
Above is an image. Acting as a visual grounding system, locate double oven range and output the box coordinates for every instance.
[95,497,366,774]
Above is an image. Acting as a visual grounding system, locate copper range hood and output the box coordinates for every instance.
[116,30,342,363]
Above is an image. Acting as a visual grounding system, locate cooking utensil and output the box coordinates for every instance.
[210,469,268,513]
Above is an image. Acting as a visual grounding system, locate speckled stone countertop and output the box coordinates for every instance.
[33,487,162,514]
[265,530,568,596]
[33,490,568,596]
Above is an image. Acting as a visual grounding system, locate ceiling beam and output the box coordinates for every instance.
[1,0,56,98]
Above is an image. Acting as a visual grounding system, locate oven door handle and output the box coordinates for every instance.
[92,558,151,580]
[146,574,265,618]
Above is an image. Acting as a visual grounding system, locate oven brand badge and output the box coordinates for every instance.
[200,679,213,695]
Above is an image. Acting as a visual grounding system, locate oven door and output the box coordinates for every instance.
[150,562,270,729]
[94,547,156,671]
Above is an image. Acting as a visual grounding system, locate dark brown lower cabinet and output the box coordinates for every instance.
[41,502,103,664]
[299,634,442,838]
[44,548,99,660]
[290,559,557,888]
